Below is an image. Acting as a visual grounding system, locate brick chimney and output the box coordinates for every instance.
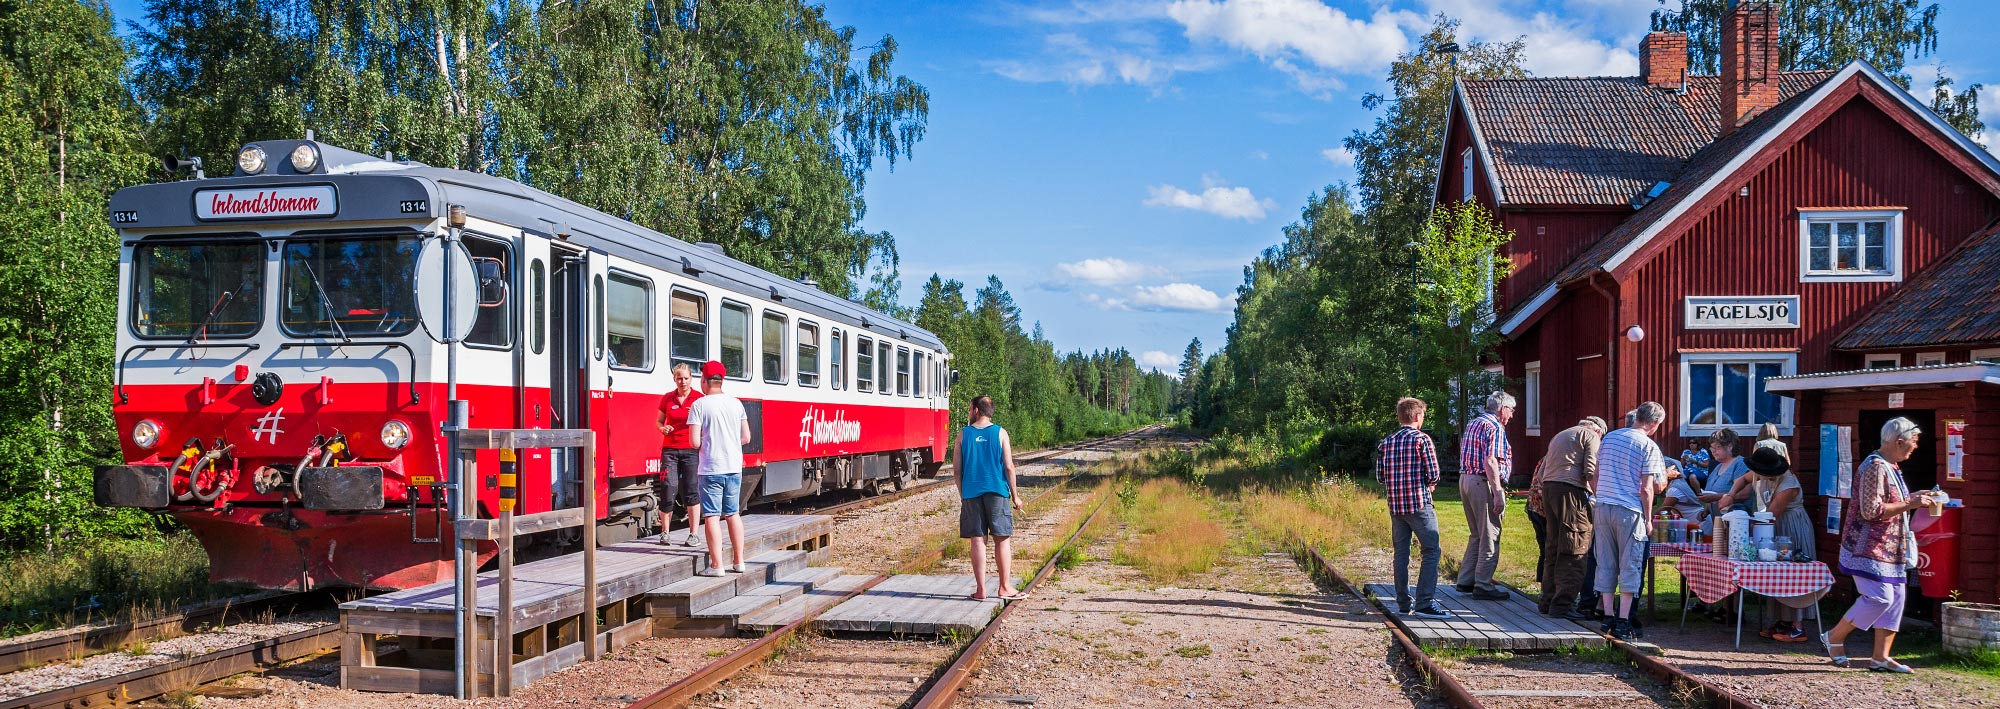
[1719,1,1780,137]
[1640,32,1687,90]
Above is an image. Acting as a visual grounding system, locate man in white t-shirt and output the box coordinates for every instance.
[687,359,752,577]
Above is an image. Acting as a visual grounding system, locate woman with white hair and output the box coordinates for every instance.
[1821,416,1938,673]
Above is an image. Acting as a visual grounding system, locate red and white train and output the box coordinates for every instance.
[94,138,952,591]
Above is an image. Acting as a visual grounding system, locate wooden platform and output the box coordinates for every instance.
[339,514,831,694]
[815,575,1019,637]
[1363,583,1605,650]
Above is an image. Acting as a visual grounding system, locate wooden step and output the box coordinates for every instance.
[734,550,810,592]
[738,574,874,634]
[645,571,742,619]
[693,590,786,622]
[763,566,843,594]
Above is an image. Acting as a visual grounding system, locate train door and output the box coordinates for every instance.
[519,236,554,514]
[547,245,586,509]
[583,251,612,515]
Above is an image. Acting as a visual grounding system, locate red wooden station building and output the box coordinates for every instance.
[1438,1,2000,604]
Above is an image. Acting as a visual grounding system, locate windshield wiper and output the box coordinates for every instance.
[187,291,235,346]
[298,260,351,342]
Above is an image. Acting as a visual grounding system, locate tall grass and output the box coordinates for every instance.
[0,534,227,638]
[1239,476,1391,560]
[1114,479,1227,582]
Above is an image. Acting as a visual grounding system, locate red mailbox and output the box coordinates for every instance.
[1913,505,1961,598]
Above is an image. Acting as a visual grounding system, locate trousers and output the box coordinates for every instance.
[1457,475,1504,593]
[1391,508,1442,611]
[1539,481,1594,615]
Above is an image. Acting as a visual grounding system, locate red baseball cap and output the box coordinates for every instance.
[702,360,728,379]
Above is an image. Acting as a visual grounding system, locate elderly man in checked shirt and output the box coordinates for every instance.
[1456,391,1517,600]
[1376,397,1453,620]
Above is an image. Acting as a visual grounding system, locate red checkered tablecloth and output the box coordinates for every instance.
[1680,552,1834,607]
[1654,542,1710,557]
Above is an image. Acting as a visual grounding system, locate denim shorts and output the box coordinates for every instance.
[700,473,742,516]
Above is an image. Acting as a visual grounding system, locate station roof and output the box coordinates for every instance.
[1835,223,2000,351]
[1765,361,2000,394]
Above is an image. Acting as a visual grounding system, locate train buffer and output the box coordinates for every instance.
[1363,583,1607,651]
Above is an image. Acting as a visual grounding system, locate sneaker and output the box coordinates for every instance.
[1607,618,1636,641]
[727,562,747,574]
[1774,625,1808,643]
[1409,605,1454,620]
[1398,604,1413,616]
[683,534,701,548]
[698,565,725,577]
[1469,589,1511,601]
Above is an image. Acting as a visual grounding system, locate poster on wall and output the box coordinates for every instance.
[1819,424,1841,497]
[1947,419,1967,482]
[1826,498,1843,534]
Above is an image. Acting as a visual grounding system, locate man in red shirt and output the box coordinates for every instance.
[656,363,704,546]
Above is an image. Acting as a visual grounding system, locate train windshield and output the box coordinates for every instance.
[280,236,421,338]
[130,241,265,339]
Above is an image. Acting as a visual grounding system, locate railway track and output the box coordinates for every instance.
[621,425,1156,709]
[1294,542,1762,709]
[779,426,1156,519]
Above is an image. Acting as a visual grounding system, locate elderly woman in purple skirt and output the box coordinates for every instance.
[1821,417,1939,673]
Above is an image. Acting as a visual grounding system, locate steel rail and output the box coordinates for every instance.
[1294,540,1488,709]
[621,427,1149,709]
[0,591,315,675]
[793,427,1150,519]
[0,623,341,709]
[909,467,1117,708]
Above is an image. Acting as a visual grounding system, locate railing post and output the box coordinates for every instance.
[583,437,599,660]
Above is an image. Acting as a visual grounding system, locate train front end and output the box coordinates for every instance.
[94,140,464,591]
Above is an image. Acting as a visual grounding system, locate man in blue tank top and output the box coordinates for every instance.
[959,395,1026,601]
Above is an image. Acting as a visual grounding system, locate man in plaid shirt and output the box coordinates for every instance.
[1458,391,1516,600]
[1377,397,1453,620]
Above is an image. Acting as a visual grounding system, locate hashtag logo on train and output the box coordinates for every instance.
[251,408,286,443]
[797,407,861,449]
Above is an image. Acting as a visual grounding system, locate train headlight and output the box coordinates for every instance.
[236,144,267,175]
[288,143,320,173]
[131,419,162,450]
[380,420,411,450]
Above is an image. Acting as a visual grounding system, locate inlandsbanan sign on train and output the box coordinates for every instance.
[195,186,338,220]
[1683,295,1800,329]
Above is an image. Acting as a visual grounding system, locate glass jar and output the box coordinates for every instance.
[1775,536,1794,559]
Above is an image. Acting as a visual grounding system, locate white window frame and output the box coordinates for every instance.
[1973,347,2000,363]
[1916,351,1946,367]
[1523,361,1542,436]
[1461,147,1475,203]
[1864,353,1901,369]
[1797,209,1903,283]
[1678,352,1797,437]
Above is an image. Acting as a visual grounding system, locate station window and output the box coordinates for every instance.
[856,336,875,392]
[719,300,750,380]
[762,310,787,384]
[606,271,652,371]
[1523,361,1541,435]
[1917,352,1946,367]
[1864,354,1900,369]
[1680,353,1795,436]
[1974,348,2000,364]
[798,321,820,387]
[529,259,545,354]
[831,329,845,390]
[669,288,707,372]
[896,347,911,396]
[1800,210,1902,282]
[464,236,513,348]
[878,340,892,396]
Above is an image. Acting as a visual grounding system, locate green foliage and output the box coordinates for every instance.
[0,534,223,637]
[0,0,161,549]
[916,274,1168,451]
[1052,543,1086,571]
[1650,0,1980,140]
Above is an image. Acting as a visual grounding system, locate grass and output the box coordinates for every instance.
[1112,478,1228,582]
[1173,644,1212,658]
[0,534,237,639]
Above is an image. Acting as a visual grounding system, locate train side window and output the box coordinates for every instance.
[762,310,787,384]
[877,341,891,396]
[607,271,652,371]
[591,275,604,360]
[830,329,845,390]
[896,347,910,396]
[719,300,750,380]
[856,336,875,393]
[529,259,545,354]
[669,288,707,372]
[464,236,513,348]
[913,352,924,397]
[798,321,820,387]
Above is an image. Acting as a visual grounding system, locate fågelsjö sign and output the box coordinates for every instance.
[1684,295,1799,329]
[195,186,337,220]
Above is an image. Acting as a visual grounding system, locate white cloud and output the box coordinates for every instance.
[1056,257,1154,286]
[1321,146,1354,166]
[1129,283,1236,313]
[1139,350,1180,372]
[991,31,1221,88]
[1167,0,1419,76]
[1143,174,1275,220]
[1420,0,1638,77]
[1084,293,1131,311]
[1248,149,1270,160]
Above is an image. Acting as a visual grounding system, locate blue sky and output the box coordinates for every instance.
[102,0,2000,373]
